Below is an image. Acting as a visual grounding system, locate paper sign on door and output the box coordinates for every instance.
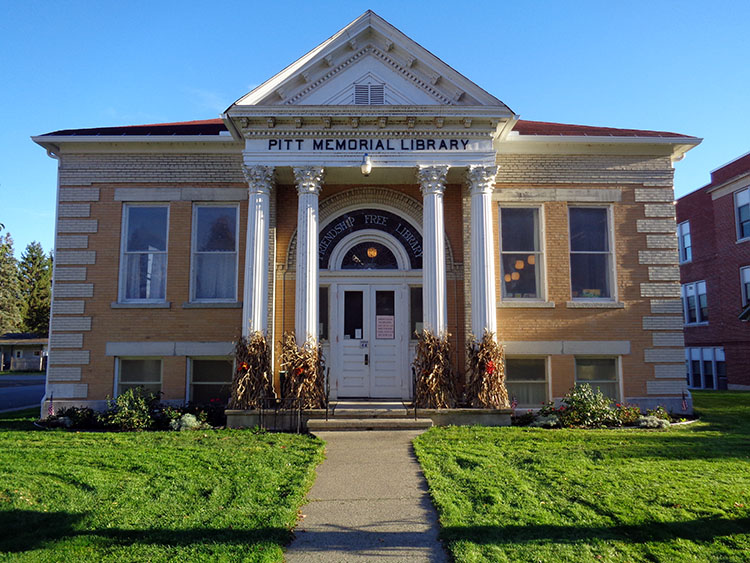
[376,315,395,339]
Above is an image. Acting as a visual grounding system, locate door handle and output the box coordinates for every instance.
[364,354,369,366]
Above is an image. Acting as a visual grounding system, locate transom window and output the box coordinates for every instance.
[681,281,708,324]
[569,207,613,299]
[678,221,692,263]
[340,242,398,270]
[191,205,239,301]
[500,207,543,299]
[120,205,169,302]
[736,188,750,241]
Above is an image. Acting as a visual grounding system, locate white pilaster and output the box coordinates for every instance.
[294,166,325,345]
[467,165,498,337]
[242,165,275,336]
[418,165,449,336]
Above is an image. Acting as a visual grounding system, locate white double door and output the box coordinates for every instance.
[336,284,407,399]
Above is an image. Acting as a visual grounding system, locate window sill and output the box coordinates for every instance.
[111,302,171,309]
[182,301,243,309]
[566,301,625,309]
[498,301,555,308]
[684,322,709,327]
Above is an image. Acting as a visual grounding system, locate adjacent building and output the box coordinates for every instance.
[33,11,700,415]
[677,152,750,390]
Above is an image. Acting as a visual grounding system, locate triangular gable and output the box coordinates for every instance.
[229,10,511,111]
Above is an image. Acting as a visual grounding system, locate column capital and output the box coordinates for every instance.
[242,165,275,195]
[466,165,498,195]
[417,165,450,195]
[293,166,325,195]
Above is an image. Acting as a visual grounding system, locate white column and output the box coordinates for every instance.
[418,165,449,336]
[293,166,325,345]
[241,165,275,337]
[467,165,499,338]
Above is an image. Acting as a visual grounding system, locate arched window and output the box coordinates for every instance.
[340,242,398,269]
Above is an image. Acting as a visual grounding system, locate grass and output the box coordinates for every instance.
[0,409,325,562]
[414,391,750,562]
[0,371,43,376]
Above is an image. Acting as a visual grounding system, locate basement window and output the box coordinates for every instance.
[354,84,385,105]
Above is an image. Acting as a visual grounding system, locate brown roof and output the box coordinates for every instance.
[512,120,695,139]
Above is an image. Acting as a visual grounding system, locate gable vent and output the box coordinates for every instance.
[354,84,385,105]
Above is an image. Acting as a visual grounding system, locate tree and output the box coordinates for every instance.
[18,241,52,335]
[0,233,22,334]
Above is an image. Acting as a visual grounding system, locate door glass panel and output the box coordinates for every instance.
[375,291,395,340]
[319,287,328,340]
[344,291,363,339]
[410,287,423,338]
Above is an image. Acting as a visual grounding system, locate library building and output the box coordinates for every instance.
[33,11,700,415]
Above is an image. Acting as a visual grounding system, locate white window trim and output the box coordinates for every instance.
[505,355,549,407]
[677,220,692,264]
[681,280,708,325]
[498,204,547,302]
[118,204,170,303]
[568,205,617,302]
[574,356,622,401]
[189,203,240,303]
[685,347,725,390]
[735,187,750,243]
[187,356,234,403]
[114,357,163,397]
[741,266,750,306]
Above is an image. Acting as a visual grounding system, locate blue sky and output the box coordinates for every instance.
[1,0,747,257]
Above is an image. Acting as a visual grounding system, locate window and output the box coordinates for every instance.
[191,205,239,301]
[741,266,750,306]
[575,357,619,400]
[15,350,22,359]
[354,83,384,105]
[569,207,613,299]
[319,287,329,341]
[120,205,168,301]
[500,207,543,299]
[506,358,547,407]
[736,188,750,241]
[118,358,162,395]
[681,281,708,324]
[677,221,692,263]
[341,242,398,269]
[190,358,233,404]
[686,347,725,389]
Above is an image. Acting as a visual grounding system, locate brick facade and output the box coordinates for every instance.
[677,153,750,389]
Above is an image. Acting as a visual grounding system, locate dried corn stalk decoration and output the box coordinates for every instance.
[465,331,509,408]
[413,330,457,408]
[229,331,275,409]
[279,332,325,409]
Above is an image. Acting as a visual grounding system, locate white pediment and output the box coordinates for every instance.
[229,10,512,112]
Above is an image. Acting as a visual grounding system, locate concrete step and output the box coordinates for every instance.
[307,417,433,431]
[325,409,413,418]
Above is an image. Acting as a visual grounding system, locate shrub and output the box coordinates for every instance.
[646,405,671,421]
[49,406,101,429]
[637,415,671,429]
[614,403,642,426]
[511,410,537,426]
[104,387,161,431]
[170,413,209,431]
[558,384,618,428]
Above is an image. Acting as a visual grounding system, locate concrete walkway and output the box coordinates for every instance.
[285,430,448,562]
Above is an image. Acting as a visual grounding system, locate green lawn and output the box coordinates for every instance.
[414,392,750,562]
[0,409,324,562]
[0,371,43,376]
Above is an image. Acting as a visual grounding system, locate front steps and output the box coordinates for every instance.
[307,400,433,431]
